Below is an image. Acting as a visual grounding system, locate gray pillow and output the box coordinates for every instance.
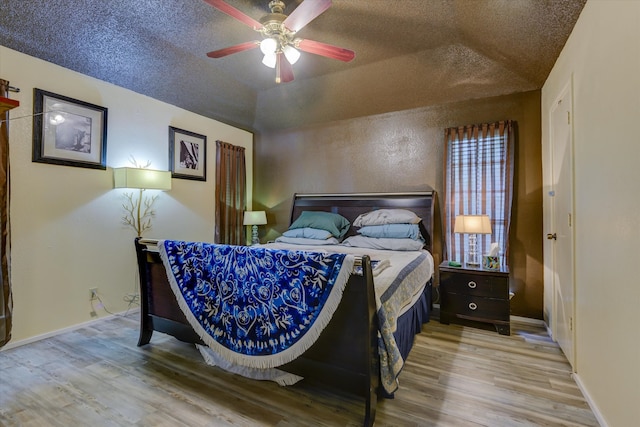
[289,211,350,238]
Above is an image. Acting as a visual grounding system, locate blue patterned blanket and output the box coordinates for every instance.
[158,240,354,370]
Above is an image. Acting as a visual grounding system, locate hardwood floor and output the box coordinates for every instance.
[0,313,599,426]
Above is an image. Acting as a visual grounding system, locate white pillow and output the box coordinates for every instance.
[341,235,425,251]
[274,236,341,246]
[282,227,333,240]
[353,209,421,227]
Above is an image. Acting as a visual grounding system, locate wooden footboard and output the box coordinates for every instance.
[134,238,379,426]
[135,241,203,347]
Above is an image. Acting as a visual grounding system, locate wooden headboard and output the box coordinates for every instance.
[289,191,443,284]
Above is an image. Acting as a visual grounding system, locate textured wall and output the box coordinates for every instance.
[1,47,253,344]
[254,91,543,318]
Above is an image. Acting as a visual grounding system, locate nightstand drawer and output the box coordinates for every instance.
[440,272,508,298]
[439,262,511,335]
[442,294,510,321]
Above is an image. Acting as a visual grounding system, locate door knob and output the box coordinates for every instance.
[547,233,557,240]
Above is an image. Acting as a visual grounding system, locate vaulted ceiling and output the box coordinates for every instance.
[0,0,586,132]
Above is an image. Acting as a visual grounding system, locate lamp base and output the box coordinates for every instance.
[251,224,259,245]
[465,234,480,267]
[465,254,480,266]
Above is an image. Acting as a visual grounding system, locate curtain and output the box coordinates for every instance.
[214,140,246,245]
[1,79,13,348]
[443,120,515,267]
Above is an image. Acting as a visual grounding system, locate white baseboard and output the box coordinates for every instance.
[510,315,546,326]
[545,323,553,340]
[1,307,139,352]
[572,373,607,427]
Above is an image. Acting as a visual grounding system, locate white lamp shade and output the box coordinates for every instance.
[243,211,267,226]
[262,53,277,68]
[454,215,492,234]
[260,38,277,55]
[113,167,172,190]
[283,45,300,64]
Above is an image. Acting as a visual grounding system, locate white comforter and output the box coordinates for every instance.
[263,242,434,320]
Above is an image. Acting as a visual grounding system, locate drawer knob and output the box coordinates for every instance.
[468,281,477,289]
[469,302,478,310]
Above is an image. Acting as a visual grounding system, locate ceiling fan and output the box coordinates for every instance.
[204,0,355,83]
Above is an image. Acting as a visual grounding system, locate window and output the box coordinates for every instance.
[444,121,515,266]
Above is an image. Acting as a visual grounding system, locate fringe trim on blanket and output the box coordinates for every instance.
[196,344,303,386]
[158,240,355,370]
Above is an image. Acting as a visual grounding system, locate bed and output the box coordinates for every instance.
[134,191,442,426]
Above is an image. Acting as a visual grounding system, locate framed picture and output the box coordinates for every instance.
[32,88,108,170]
[169,126,207,181]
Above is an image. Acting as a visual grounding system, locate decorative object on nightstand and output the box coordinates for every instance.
[114,163,172,237]
[243,211,267,245]
[454,214,491,267]
[439,261,510,335]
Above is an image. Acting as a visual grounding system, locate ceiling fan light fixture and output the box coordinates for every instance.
[205,0,356,84]
[283,45,300,65]
[262,53,277,68]
[260,37,278,55]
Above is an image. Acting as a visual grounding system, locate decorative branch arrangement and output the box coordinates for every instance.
[122,190,158,237]
[121,157,159,237]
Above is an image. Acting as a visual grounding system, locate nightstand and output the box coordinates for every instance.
[439,261,511,335]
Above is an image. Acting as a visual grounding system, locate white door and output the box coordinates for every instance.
[548,80,575,368]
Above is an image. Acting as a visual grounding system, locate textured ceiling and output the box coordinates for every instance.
[0,0,586,132]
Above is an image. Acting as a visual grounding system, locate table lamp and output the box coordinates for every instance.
[243,211,267,245]
[454,214,492,266]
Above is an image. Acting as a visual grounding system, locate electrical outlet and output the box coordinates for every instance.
[90,288,98,300]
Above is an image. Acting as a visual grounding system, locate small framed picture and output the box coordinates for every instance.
[32,88,108,170]
[168,126,207,181]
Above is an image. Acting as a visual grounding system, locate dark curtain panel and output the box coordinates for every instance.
[1,79,13,348]
[443,120,515,267]
[214,141,246,245]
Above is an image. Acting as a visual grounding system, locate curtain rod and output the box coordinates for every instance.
[8,85,20,93]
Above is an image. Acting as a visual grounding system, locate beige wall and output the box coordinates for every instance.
[254,91,543,318]
[542,1,640,426]
[0,46,253,344]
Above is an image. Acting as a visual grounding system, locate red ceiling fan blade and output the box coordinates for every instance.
[203,0,263,29]
[207,41,260,58]
[276,53,295,84]
[283,0,332,33]
[297,39,355,62]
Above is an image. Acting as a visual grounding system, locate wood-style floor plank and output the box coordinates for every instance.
[0,314,599,426]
